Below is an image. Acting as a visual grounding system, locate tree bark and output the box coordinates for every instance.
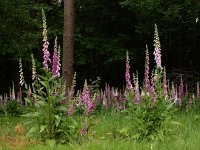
[62,0,75,90]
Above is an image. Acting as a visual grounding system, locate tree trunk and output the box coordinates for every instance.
[62,0,75,90]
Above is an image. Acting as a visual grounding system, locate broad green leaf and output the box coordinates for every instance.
[37,100,47,107]
[54,115,61,127]
[25,127,37,138]
[40,125,47,133]
[57,105,67,112]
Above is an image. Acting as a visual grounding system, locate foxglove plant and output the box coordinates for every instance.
[105,83,111,106]
[80,124,87,136]
[150,75,157,103]
[31,54,36,88]
[67,104,74,116]
[17,87,22,106]
[178,76,184,106]
[82,80,91,108]
[18,58,25,106]
[133,73,139,105]
[178,86,182,107]
[170,82,176,101]
[86,102,95,116]
[197,82,200,98]
[185,84,188,97]
[153,24,162,69]
[42,9,51,70]
[19,58,25,86]
[163,67,167,97]
[145,45,150,93]
[125,51,132,92]
[12,82,16,100]
[52,37,60,77]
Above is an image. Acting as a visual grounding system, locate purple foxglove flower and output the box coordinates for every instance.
[82,80,90,107]
[42,9,51,70]
[67,104,74,116]
[163,67,167,96]
[103,92,108,109]
[94,94,101,101]
[167,80,170,93]
[60,99,67,105]
[18,87,23,106]
[70,72,77,99]
[52,37,60,77]
[86,102,95,115]
[80,124,87,136]
[153,24,162,69]
[31,54,36,82]
[185,84,188,97]
[133,73,139,105]
[125,51,132,92]
[197,82,200,98]
[105,83,111,106]
[115,101,120,110]
[145,45,150,92]
[150,77,157,103]
[19,58,25,86]
[178,86,182,107]
[179,76,184,102]
[12,82,16,100]
[119,90,124,103]
[170,82,175,100]
[27,85,32,99]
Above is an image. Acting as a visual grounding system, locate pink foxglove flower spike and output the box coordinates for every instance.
[42,9,51,70]
[19,58,25,86]
[52,37,60,77]
[125,51,132,92]
[145,45,150,93]
[153,24,162,69]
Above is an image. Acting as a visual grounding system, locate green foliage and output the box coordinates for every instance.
[115,98,177,141]
[23,69,80,144]
[5,100,23,116]
[113,69,178,141]
[0,100,26,116]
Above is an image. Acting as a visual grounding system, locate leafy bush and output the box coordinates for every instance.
[114,69,178,141]
[0,100,25,116]
[23,69,80,144]
[5,100,23,116]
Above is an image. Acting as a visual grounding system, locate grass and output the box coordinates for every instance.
[0,110,200,150]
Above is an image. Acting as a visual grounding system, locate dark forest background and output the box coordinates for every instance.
[1,0,200,93]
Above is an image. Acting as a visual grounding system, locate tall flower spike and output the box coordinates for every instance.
[42,9,51,70]
[163,67,167,97]
[145,45,150,92]
[197,82,200,98]
[153,24,162,69]
[185,84,188,97]
[180,75,184,100]
[58,45,61,69]
[151,73,157,103]
[125,51,132,92]
[31,54,36,82]
[82,80,90,108]
[52,37,60,77]
[133,73,139,105]
[19,58,25,86]
[12,82,15,100]
[170,82,175,100]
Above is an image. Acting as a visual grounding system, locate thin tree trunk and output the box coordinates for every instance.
[62,0,75,90]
